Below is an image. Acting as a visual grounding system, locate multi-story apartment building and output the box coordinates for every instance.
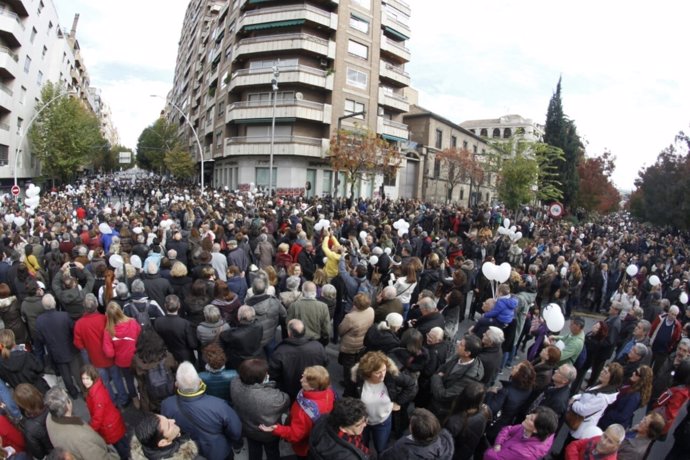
[166,0,413,198]
[0,3,113,184]
[460,114,544,148]
[404,104,498,206]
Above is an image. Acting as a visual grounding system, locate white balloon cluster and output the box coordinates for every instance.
[497,218,522,242]
[481,261,513,298]
[24,184,41,216]
[393,218,410,237]
[314,218,331,233]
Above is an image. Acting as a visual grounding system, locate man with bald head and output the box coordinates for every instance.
[269,319,328,401]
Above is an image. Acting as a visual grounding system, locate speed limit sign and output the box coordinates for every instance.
[548,202,563,218]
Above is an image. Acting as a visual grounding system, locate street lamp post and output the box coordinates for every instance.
[268,66,279,197]
[14,91,72,187]
[150,94,205,192]
[333,110,366,201]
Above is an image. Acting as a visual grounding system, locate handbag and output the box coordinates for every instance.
[564,405,599,431]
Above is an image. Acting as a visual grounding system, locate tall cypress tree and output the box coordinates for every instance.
[543,77,582,209]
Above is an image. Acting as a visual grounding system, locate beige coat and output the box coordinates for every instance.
[46,414,119,460]
[338,307,374,354]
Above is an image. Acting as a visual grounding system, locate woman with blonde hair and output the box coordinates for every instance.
[102,301,141,406]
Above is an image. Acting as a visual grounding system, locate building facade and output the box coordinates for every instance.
[404,105,497,206]
[0,3,113,183]
[460,114,544,147]
[166,0,413,199]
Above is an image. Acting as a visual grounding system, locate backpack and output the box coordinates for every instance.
[133,301,152,328]
[146,359,175,400]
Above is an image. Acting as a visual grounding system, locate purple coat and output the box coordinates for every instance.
[483,424,554,460]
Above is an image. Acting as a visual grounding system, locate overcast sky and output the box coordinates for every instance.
[54,0,690,190]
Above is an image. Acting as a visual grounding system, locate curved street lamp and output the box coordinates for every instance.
[150,94,205,192]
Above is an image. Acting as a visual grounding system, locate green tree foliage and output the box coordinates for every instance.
[329,126,401,198]
[29,82,105,184]
[629,131,690,228]
[497,153,538,212]
[543,78,583,208]
[164,145,196,179]
[136,117,180,172]
[92,144,134,173]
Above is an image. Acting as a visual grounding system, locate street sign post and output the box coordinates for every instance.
[10,185,19,197]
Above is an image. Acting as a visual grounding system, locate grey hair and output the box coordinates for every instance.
[637,319,651,334]
[321,284,336,300]
[146,261,159,275]
[238,305,255,322]
[381,286,396,300]
[252,277,267,295]
[660,298,671,309]
[83,293,99,313]
[44,387,71,417]
[632,343,648,358]
[286,276,301,291]
[131,279,146,294]
[418,297,437,312]
[167,249,177,260]
[116,282,129,299]
[302,281,317,299]
[485,326,505,345]
[175,361,202,394]
[203,304,221,323]
[632,306,644,319]
[605,424,626,445]
[669,305,680,316]
[427,327,445,342]
[212,243,221,252]
[559,363,577,383]
[678,338,690,350]
[41,293,56,310]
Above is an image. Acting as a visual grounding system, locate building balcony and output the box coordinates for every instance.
[0,46,18,79]
[234,33,336,60]
[379,61,410,87]
[0,83,12,112]
[5,0,28,17]
[70,68,81,84]
[381,14,410,41]
[224,135,328,158]
[227,99,332,124]
[229,64,333,91]
[239,3,338,31]
[380,36,410,63]
[378,87,409,112]
[377,116,409,141]
[0,9,24,48]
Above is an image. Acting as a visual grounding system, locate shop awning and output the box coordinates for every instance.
[243,19,305,31]
[383,26,410,41]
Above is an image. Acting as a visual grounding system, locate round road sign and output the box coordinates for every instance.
[549,202,563,218]
[10,185,19,197]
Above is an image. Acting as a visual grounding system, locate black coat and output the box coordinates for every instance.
[154,315,199,366]
[486,380,533,432]
[142,273,174,310]
[0,349,49,393]
[478,345,503,386]
[268,336,328,401]
[220,321,263,369]
[539,384,571,417]
[20,408,53,459]
[363,325,400,354]
[379,428,454,460]
[309,416,369,460]
[445,407,491,460]
[415,312,445,337]
[34,309,78,364]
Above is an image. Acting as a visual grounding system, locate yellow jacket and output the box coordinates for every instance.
[322,236,341,280]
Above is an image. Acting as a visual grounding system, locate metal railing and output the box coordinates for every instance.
[237,32,328,47]
[229,98,325,110]
[232,64,326,79]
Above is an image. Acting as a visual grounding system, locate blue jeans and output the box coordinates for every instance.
[363,414,392,454]
[402,303,410,321]
[0,378,21,420]
[98,366,128,406]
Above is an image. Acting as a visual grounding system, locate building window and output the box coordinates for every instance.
[383,171,396,186]
[480,128,487,137]
[249,58,298,70]
[0,145,7,166]
[463,140,468,149]
[347,40,368,60]
[451,135,457,148]
[30,28,37,43]
[24,56,31,74]
[42,46,47,59]
[37,71,43,86]
[215,130,223,147]
[350,14,369,34]
[217,100,225,117]
[503,128,512,138]
[435,129,443,149]
[460,189,464,200]
[323,170,333,193]
[473,145,478,154]
[492,128,500,138]
[37,1,44,15]
[346,68,368,89]
[256,167,277,190]
[344,99,365,118]
[19,86,26,104]
[48,21,53,34]
[17,117,23,135]
[351,0,370,10]
[433,158,441,178]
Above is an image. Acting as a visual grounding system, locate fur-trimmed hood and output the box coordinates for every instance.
[130,434,200,460]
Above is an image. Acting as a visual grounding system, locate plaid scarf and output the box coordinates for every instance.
[337,430,369,455]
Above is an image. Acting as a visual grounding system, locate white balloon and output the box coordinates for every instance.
[13,216,25,227]
[236,200,244,208]
[510,226,517,233]
[25,188,37,198]
[560,267,567,278]
[503,218,510,229]
[681,292,689,304]
[3,214,12,224]
[543,303,565,332]
[625,264,638,277]
[498,227,509,235]
[397,228,408,237]
[109,254,124,269]
[512,231,523,242]
[496,262,512,283]
[482,262,497,281]
[369,255,379,265]
[649,275,661,286]
[359,231,367,240]
[570,226,575,232]
[25,208,34,216]
[579,233,585,239]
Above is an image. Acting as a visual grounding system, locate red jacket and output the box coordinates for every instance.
[86,379,126,444]
[0,414,25,453]
[74,313,114,368]
[102,319,141,368]
[273,387,336,456]
[652,384,690,434]
[565,436,617,460]
[649,314,682,353]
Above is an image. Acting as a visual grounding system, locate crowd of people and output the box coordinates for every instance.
[0,173,686,460]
